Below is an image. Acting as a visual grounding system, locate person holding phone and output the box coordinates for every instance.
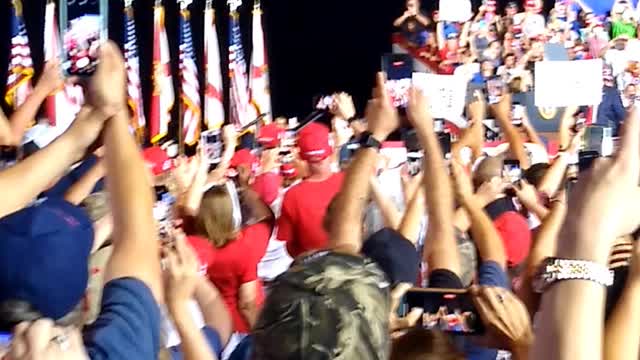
[393,0,431,47]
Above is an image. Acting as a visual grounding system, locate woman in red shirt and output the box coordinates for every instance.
[190,184,273,334]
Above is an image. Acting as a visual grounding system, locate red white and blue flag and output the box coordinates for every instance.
[150,0,175,144]
[5,0,34,110]
[179,2,201,146]
[204,0,225,130]
[124,2,146,141]
[249,0,271,121]
[44,0,83,127]
[228,0,251,128]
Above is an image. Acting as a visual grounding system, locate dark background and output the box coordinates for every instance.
[0,0,554,129]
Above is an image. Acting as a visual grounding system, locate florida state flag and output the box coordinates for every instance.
[150,0,175,144]
[204,0,225,130]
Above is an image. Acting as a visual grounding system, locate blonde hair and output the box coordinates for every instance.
[195,186,239,248]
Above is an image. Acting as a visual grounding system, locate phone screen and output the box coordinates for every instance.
[486,78,504,105]
[404,288,484,335]
[503,159,521,183]
[512,104,524,126]
[0,146,19,170]
[153,185,175,242]
[407,152,423,177]
[439,133,452,159]
[201,129,223,164]
[578,150,599,173]
[382,54,412,108]
[60,0,108,77]
[316,96,334,110]
[573,113,587,133]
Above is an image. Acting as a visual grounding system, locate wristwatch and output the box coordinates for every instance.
[533,257,614,293]
[359,131,382,151]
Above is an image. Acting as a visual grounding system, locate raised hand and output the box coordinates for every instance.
[37,60,65,95]
[407,87,434,133]
[451,160,475,201]
[330,92,356,120]
[471,286,534,353]
[89,41,127,117]
[389,283,423,339]
[366,72,400,141]
[164,230,201,309]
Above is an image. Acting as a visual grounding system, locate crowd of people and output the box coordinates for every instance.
[0,0,640,360]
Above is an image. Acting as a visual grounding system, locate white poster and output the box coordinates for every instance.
[534,59,603,107]
[438,0,472,22]
[412,72,467,120]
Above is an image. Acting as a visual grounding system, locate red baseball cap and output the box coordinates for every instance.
[297,123,333,163]
[280,163,298,179]
[258,123,285,149]
[143,146,174,176]
[493,212,532,267]
[230,149,259,172]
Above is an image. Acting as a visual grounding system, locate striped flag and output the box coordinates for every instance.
[179,2,201,146]
[228,1,251,128]
[150,0,175,144]
[5,0,34,110]
[124,3,146,140]
[44,0,83,127]
[204,0,225,130]
[249,0,271,121]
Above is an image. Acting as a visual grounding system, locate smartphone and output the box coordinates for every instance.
[573,112,587,133]
[434,119,445,133]
[315,95,334,110]
[404,288,484,335]
[486,77,504,105]
[0,146,19,170]
[153,185,175,243]
[512,103,525,126]
[201,129,223,164]
[503,159,522,183]
[439,133,452,159]
[578,150,599,173]
[59,0,109,77]
[407,152,423,177]
[382,54,413,108]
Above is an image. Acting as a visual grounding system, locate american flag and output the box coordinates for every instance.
[204,0,225,130]
[179,3,201,146]
[150,0,175,144]
[228,1,251,128]
[249,0,271,121]
[5,0,34,110]
[124,3,146,141]
[44,0,83,127]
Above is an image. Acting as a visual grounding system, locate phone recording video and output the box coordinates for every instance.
[201,129,223,164]
[315,95,334,110]
[503,159,522,183]
[407,152,423,177]
[60,0,108,77]
[382,54,413,108]
[486,77,505,105]
[404,288,484,335]
[512,103,525,126]
[573,111,587,133]
[153,185,175,243]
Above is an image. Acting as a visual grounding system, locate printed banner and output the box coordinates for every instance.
[535,59,603,108]
[412,72,467,120]
[438,0,472,22]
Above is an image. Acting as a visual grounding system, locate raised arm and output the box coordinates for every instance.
[491,94,530,169]
[604,243,640,360]
[63,158,105,205]
[451,161,506,268]
[517,198,566,316]
[329,73,399,254]
[397,185,425,245]
[537,129,582,197]
[407,88,459,275]
[531,112,640,360]
[97,42,162,301]
[4,61,65,145]
[0,106,107,218]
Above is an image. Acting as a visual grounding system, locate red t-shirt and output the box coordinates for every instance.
[204,222,272,333]
[276,172,345,258]
[252,172,283,206]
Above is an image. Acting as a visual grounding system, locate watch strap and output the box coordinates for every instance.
[533,257,614,293]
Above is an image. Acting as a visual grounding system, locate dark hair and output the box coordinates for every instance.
[523,163,550,188]
[0,299,84,332]
[390,328,464,360]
